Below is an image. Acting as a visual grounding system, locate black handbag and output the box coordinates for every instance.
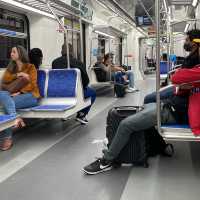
[2,76,29,93]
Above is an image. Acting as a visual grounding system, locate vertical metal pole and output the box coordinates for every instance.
[109,38,111,53]
[66,31,70,69]
[123,38,126,65]
[46,1,70,68]
[167,15,170,72]
[155,0,161,133]
[89,37,93,68]
[79,18,84,63]
[126,37,128,67]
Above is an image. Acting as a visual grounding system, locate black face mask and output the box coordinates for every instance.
[183,42,193,52]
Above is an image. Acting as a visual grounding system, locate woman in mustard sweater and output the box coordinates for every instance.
[0,45,40,151]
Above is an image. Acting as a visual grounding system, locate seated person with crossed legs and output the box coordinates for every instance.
[0,45,40,151]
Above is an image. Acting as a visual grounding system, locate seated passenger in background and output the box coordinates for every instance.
[161,53,168,61]
[52,44,96,124]
[0,45,40,151]
[93,56,110,82]
[29,48,43,69]
[83,68,190,175]
[104,53,138,92]
[144,29,200,104]
[94,56,126,84]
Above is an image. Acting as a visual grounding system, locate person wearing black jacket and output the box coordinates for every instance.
[52,44,96,124]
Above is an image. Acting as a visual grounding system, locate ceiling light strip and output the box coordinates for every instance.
[0,0,55,18]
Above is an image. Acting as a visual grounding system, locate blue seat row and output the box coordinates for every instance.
[0,68,90,131]
[18,68,91,119]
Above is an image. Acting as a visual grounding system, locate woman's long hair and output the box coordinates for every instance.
[7,45,29,73]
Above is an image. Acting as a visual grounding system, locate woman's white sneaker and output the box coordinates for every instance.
[126,87,139,93]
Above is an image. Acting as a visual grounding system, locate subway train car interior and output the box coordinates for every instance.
[0,0,200,199]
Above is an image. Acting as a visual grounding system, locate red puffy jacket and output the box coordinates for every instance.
[171,65,200,135]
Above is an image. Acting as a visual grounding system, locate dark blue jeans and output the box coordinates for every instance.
[144,85,174,104]
[111,71,134,88]
[0,91,38,141]
[79,86,96,116]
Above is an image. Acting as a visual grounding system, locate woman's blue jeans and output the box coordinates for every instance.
[0,91,38,141]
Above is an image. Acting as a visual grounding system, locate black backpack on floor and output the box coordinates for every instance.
[106,106,170,167]
[114,83,126,98]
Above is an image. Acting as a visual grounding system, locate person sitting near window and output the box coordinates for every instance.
[104,53,138,92]
[93,56,126,84]
[0,45,40,151]
[93,56,109,82]
[29,48,43,69]
[52,44,96,125]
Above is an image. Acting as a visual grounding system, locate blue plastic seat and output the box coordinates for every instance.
[47,70,77,97]
[160,61,169,74]
[37,70,46,97]
[161,124,190,129]
[31,104,75,111]
[0,115,16,124]
[0,115,17,131]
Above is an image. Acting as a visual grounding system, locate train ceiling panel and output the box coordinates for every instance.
[93,25,127,38]
[3,0,81,17]
[115,0,136,18]
[168,0,192,5]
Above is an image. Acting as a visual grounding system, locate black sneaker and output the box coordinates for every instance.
[76,116,88,124]
[83,158,113,175]
[76,112,88,124]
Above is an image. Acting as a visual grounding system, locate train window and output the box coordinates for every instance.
[64,17,85,62]
[110,38,122,65]
[98,35,105,57]
[0,9,29,68]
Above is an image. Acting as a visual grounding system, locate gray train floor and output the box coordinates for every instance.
[0,77,200,200]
